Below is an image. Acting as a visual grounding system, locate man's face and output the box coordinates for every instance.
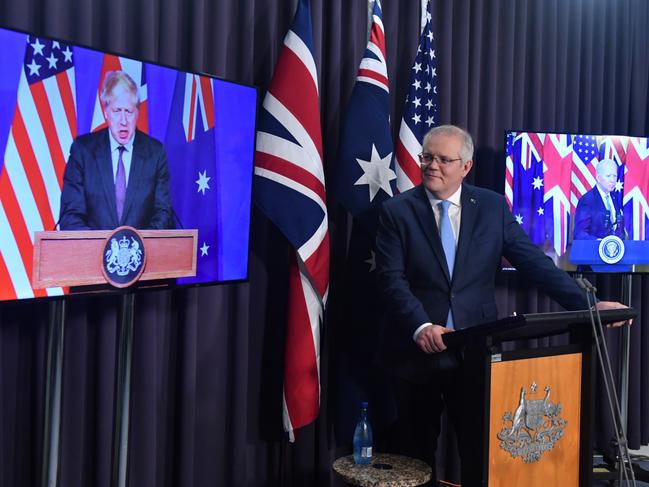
[420,133,472,199]
[103,86,139,145]
[596,164,617,194]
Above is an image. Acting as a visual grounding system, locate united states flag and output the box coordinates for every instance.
[0,36,76,300]
[623,137,649,240]
[253,0,329,441]
[90,54,149,134]
[571,134,598,211]
[394,0,439,193]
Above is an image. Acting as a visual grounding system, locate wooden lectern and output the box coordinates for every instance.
[442,308,636,487]
[32,229,198,288]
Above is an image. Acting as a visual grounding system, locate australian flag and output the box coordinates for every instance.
[510,132,546,246]
[331,0,396,446]
[164,72,256,284]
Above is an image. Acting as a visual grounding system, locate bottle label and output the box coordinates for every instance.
[361,446,372,458]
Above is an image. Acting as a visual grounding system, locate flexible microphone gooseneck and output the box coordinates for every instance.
[576,277,636,486]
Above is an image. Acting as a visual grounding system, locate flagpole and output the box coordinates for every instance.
[41,299,65,487]
[111,293,135,487]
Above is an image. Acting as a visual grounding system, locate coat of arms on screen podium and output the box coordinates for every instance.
[496,382,567,463]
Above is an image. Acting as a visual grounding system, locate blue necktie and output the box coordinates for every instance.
[439,200,455,329]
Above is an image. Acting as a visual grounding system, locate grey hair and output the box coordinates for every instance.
[422,125,474,163]
[596,158,617,176]
[100,71,140,108]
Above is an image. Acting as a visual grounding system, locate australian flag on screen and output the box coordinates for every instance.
[510,132,546,245]
[164,73,218,285]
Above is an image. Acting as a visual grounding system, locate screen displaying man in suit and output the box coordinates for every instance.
[573,159,625,240]
[59,71,173,230]
[375,125,627,483]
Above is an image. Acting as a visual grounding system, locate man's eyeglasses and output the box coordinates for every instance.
[418,153,463,166]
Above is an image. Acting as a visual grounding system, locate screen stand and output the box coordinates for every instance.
[111,293,135,487]
[41,299,65,487]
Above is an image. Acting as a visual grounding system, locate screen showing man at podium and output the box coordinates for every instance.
[0,27,257,301]
[59,71,174,231]
[573,159,625,241]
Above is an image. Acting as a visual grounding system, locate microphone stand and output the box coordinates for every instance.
[576,277,636,486]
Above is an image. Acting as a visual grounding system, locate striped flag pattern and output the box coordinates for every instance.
[0,36,76,300]
[623,137,649,240]
[394,0,439,193]
[570,134,598,211]
[181,74,215,142]
[253,0,329,441]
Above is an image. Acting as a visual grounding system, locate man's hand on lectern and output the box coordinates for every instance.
[595,301,632,327]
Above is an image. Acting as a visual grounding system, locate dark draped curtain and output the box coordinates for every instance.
[0,0,647,486]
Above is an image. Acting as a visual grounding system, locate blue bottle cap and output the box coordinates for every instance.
[361,401,368,408]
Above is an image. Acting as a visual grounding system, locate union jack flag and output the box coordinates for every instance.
[394,0,439,193]
[90,54,149,134]
[623,137,649,240]
[253,0,329,441]
[543,134,573,256]
[0,34,76,300]
[570,134,598,210]
[180,74,215,142]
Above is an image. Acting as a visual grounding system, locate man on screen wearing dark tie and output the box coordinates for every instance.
[573,159,625,240]
[375,125,627,483]
[59,71,173,230]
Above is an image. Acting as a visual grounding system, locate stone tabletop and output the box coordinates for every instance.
[332,453,432,487]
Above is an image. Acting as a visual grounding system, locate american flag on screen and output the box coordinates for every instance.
[90,54,149,133]
[623,137,649,240]
[0,36,76,300]
[570,134,598,210]
[253,0,329,441]
[394,0,439,193]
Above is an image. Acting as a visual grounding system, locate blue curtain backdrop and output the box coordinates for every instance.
[0,0,647,485]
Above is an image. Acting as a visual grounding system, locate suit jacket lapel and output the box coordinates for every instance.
[455,183,478,279]
[98,130,119,228]
[410,185,451,282]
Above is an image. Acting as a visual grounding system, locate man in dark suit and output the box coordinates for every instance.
[574,159,625,240]
[59,71,173,230]
[375,125,627,483]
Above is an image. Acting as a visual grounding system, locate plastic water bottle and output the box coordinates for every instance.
[353,401,373,464]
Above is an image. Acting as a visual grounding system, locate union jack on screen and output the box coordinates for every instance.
[394,0,439,193]
[253,0,329,441]
[0,35,76,300]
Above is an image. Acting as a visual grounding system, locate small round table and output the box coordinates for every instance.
[332,453,432,487]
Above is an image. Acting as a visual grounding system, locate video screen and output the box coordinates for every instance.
[0,27,257,301]
[504,131,649,272]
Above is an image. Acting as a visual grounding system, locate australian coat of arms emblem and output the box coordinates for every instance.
[496,382,567,463]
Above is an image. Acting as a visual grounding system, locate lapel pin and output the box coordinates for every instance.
[470,197,476,204]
